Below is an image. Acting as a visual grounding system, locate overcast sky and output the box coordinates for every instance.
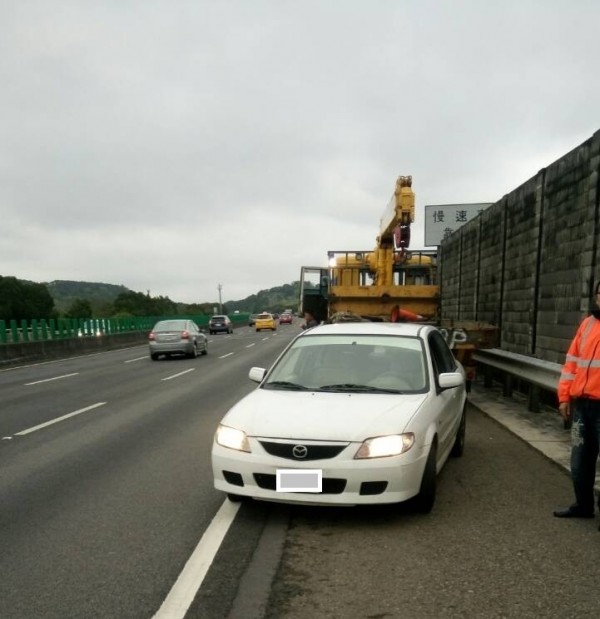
[2,1,599,305]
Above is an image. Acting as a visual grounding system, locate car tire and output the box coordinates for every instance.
[201,343,208,356]
[450,404,467,458]
[150,353,159,361]
[188,344,198,359]
[227,493,247,503]
[413,442,437,513]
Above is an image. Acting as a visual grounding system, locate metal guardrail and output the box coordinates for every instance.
[472,348,561,413]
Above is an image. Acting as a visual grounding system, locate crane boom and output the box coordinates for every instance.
[377,175,414,253]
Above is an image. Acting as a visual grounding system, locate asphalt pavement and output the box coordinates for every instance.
[468,379,600,493]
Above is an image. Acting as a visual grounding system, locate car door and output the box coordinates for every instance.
[427,330,464,463]
[189,321,202,348]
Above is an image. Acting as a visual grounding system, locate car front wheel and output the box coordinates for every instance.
[450,404,467,458]
[413,442,437,513]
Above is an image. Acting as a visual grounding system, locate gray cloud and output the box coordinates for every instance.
[2,0,599,303]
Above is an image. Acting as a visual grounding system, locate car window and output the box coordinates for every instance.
[428,330,457,374]
[257,314,271,319]
[154,320,185,331]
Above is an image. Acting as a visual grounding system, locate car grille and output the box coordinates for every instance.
[259,441,348,461]
[254,473,346,494]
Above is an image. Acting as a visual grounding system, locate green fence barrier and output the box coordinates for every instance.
[0,312,251,345]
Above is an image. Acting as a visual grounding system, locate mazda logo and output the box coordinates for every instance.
[292,444,308,459]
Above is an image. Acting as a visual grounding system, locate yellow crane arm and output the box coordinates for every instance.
[377,175,414,247]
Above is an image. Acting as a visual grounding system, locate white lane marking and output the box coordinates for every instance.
[245,343,255,348]
[125,356,148,363]
[1,345,146,373]
[15,402,107,436]
[161,368,195,381]
[25,372,79,386]
[219,352,234,359]
[153,500,241,619]
[261,337,269,341]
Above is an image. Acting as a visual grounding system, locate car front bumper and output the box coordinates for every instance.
[212,441,428,506]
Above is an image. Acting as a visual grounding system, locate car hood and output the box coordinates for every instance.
[220,389,428,441]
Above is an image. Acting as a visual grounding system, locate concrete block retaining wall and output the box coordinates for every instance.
[440,129,600,364]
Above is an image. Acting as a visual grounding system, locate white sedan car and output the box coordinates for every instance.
[212,322,467,512]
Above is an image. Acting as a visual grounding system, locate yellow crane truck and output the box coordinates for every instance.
[299,175,497,389]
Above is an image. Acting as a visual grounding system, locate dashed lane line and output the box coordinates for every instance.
[24,372,79,386]
[161,368,195,381]
[13,402,107,436]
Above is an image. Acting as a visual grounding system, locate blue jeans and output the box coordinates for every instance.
[570,398,600,513]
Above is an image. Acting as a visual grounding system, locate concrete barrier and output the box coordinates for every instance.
[0,332,150,368]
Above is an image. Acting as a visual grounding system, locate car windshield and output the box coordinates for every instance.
[211,316,226,321]
[257,314,271,319]
[262,334,427,393]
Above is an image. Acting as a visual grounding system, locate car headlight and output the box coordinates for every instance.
[354,433,415,459]
[215,424,251,453]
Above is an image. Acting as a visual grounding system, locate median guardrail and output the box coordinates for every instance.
[0,313,251,367]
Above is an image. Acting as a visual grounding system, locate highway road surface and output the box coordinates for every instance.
[2,323,599,618]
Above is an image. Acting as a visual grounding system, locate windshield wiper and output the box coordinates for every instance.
[318,383,406,394]
[263,381,309,391]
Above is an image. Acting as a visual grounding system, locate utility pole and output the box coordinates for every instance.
[218,284,223,313]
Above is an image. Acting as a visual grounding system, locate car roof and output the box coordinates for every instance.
[299,322,433,338]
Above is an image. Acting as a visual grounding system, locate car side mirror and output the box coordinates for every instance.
[249,367,267,383]
[438,372,464,390]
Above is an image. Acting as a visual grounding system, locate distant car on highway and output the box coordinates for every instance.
[77,318,109,337]
[248,313,261,327]
[209,315,233,334]
[212,321,466,511]
[255,313,277,331]
[148,319,208,360]
[279,312,293,325]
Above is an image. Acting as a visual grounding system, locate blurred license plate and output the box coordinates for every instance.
[276,469,322,492]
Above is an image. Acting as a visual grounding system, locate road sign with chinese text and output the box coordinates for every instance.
[424,203,492,246]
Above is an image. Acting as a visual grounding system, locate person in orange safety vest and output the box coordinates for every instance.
[554,281,600,526]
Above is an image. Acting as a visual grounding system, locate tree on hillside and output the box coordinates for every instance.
[0,276,57,321]
[178,302,214,315]
[65,298,93,319]
[112,291,178,316]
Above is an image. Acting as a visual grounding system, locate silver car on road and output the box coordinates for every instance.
[149,319,208,360]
